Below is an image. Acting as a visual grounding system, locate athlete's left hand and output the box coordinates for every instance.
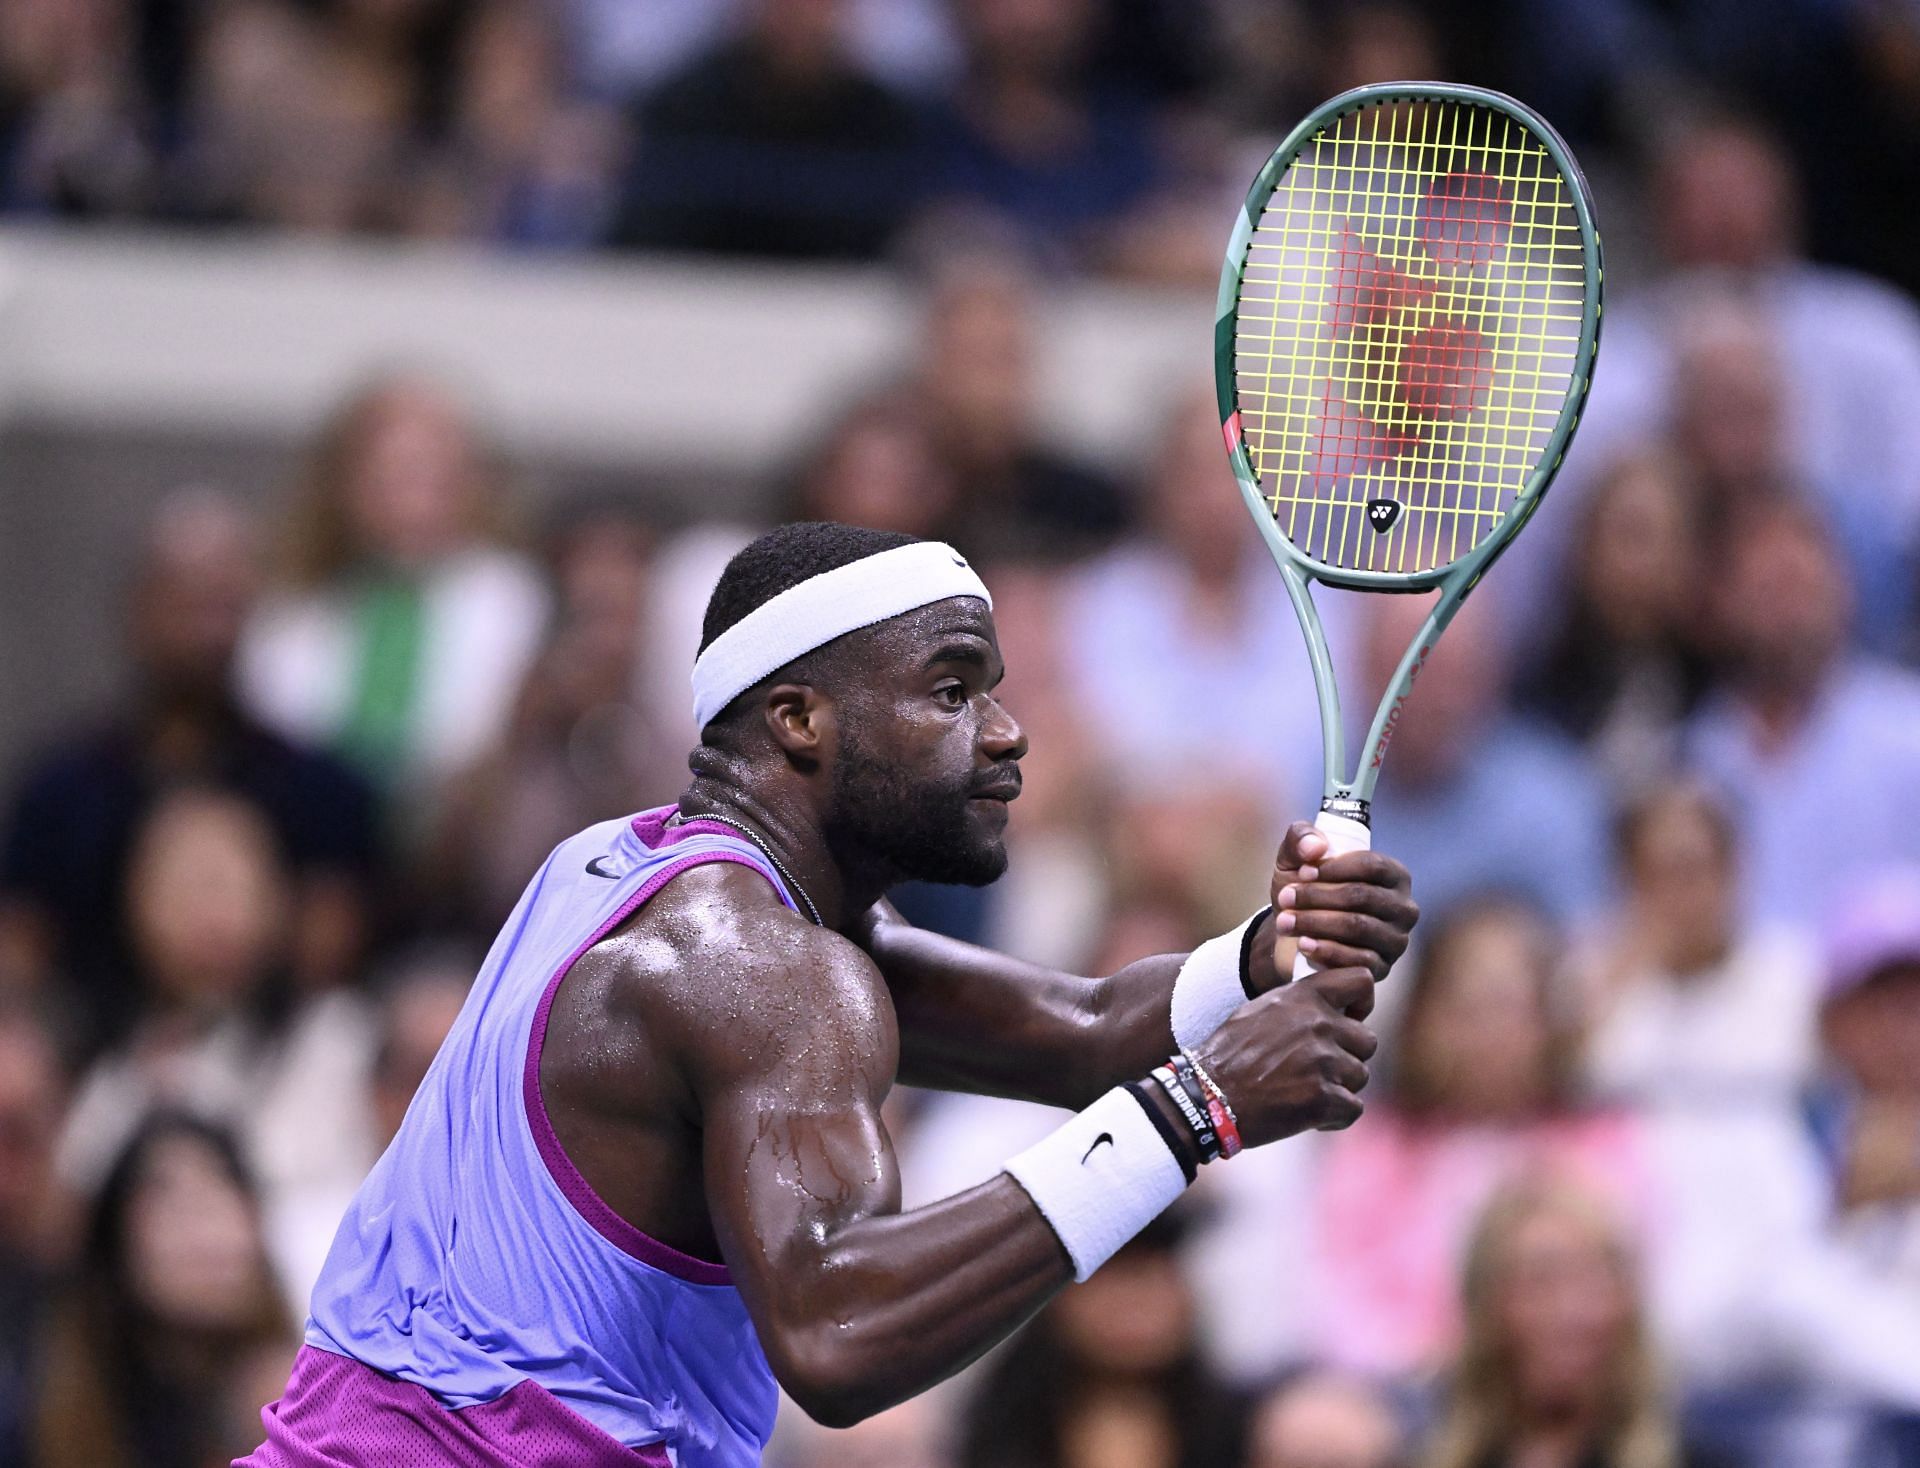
[1252,821,1418,992]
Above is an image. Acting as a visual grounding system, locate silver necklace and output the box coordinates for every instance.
[679,809,825,927]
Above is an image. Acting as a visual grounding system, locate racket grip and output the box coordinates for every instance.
[1290,809,1373,980]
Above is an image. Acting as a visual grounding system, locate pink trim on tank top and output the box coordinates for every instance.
[524,813,795,1288]
[629,806,742,850]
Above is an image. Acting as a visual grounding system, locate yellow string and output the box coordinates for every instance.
[1233,97,1586,575]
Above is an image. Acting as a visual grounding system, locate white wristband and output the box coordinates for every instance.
[1003,1087,1188,1282]
[1171,909,1269,1050]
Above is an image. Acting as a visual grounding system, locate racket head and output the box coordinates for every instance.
[1216,82,1602,595]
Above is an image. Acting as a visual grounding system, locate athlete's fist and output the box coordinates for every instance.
[1195,967,1378,1143]
[1260,822,1418,989]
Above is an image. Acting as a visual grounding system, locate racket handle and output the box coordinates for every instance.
[1290,809,1373,980]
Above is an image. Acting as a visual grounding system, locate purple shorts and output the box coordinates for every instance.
[236,1345,672,1468]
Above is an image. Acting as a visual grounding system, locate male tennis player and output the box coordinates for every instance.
[241,523,1418,1468]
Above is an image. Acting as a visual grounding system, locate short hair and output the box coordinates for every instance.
[697,522,919,733]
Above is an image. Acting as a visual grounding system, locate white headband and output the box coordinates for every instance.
[691,541,993,729]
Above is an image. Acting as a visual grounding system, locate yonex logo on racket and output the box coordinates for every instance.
[1369,643,1433,769]
[1366,499,1401,534]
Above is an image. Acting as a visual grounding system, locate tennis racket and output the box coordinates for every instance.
[1214,82,1602,978]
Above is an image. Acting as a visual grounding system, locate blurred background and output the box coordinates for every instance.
[3,1,1920,1466]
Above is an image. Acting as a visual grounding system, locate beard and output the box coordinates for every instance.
[825,729,1011,888]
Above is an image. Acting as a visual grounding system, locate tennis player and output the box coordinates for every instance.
[239,523,1418,1468]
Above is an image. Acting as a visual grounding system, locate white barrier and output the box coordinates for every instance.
[0,226,1209,474]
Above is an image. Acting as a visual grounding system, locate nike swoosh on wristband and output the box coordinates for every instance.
[1081,1133,1114,1164]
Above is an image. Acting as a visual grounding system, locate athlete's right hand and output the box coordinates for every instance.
[1195,967,1378,1144]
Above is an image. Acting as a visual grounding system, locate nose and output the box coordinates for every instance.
[980,696,1027,763]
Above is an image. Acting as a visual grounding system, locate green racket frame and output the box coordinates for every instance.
[1214,80,1603,819]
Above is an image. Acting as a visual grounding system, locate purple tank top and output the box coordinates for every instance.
[250,807,794,1467]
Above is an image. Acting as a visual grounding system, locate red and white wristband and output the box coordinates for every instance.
[1178,1046,1243,1159]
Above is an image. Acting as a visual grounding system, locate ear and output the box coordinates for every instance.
[761,683,833,769]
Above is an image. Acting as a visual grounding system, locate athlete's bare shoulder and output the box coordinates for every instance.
[538,858,900,1257]
[554,861,899,1108]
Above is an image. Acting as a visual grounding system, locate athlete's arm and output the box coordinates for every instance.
[853,821,1416,1109]
[681,885,1376,1427]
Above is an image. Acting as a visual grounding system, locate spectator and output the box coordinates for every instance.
[1685,496,1920,928]
[31,1113,295,1468]
[0,490,378,1057]
[175,0,398,233]
[1575,779,1819,1109]
[1313,3,1449,100]
[404,0,619,247]
[1100,785,1277,952]
[920,0,1162,268]
[238,372,549,818]
[1814,868,1920,1465]
[787,390,958,539]
[571,0,960,102]
[1583,113,1920,631]
[912,255,1127,561]
[1420,1180,1724,1468]
[1245,1369,1407,1468]
[1061,383,1327,822]
[427,504,682,934]
[0,1007,71,1466]
[1203,892,1920,1423]
[959,1209,1246,1468]
[179,0,519,236]
[0,1009,68,1270]
[610,0,924,260]
[316,0,471,135]
[1669,298,1915,655]
[1518,452,1712,790]
[1250,897,1654,1378]
[53,785,376,1313]
[0,0,152,219]
[1364,594,1611,923]
[1815,868,1920,1297]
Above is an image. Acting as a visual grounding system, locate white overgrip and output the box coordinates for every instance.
[1290,810,1372,980]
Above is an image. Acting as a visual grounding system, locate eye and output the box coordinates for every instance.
[934,681,968,708]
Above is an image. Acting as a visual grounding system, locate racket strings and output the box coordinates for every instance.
[1232,97,1588,575]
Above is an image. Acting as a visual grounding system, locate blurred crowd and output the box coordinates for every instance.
[5,2,1920,1468]
[4,0,1920,295]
